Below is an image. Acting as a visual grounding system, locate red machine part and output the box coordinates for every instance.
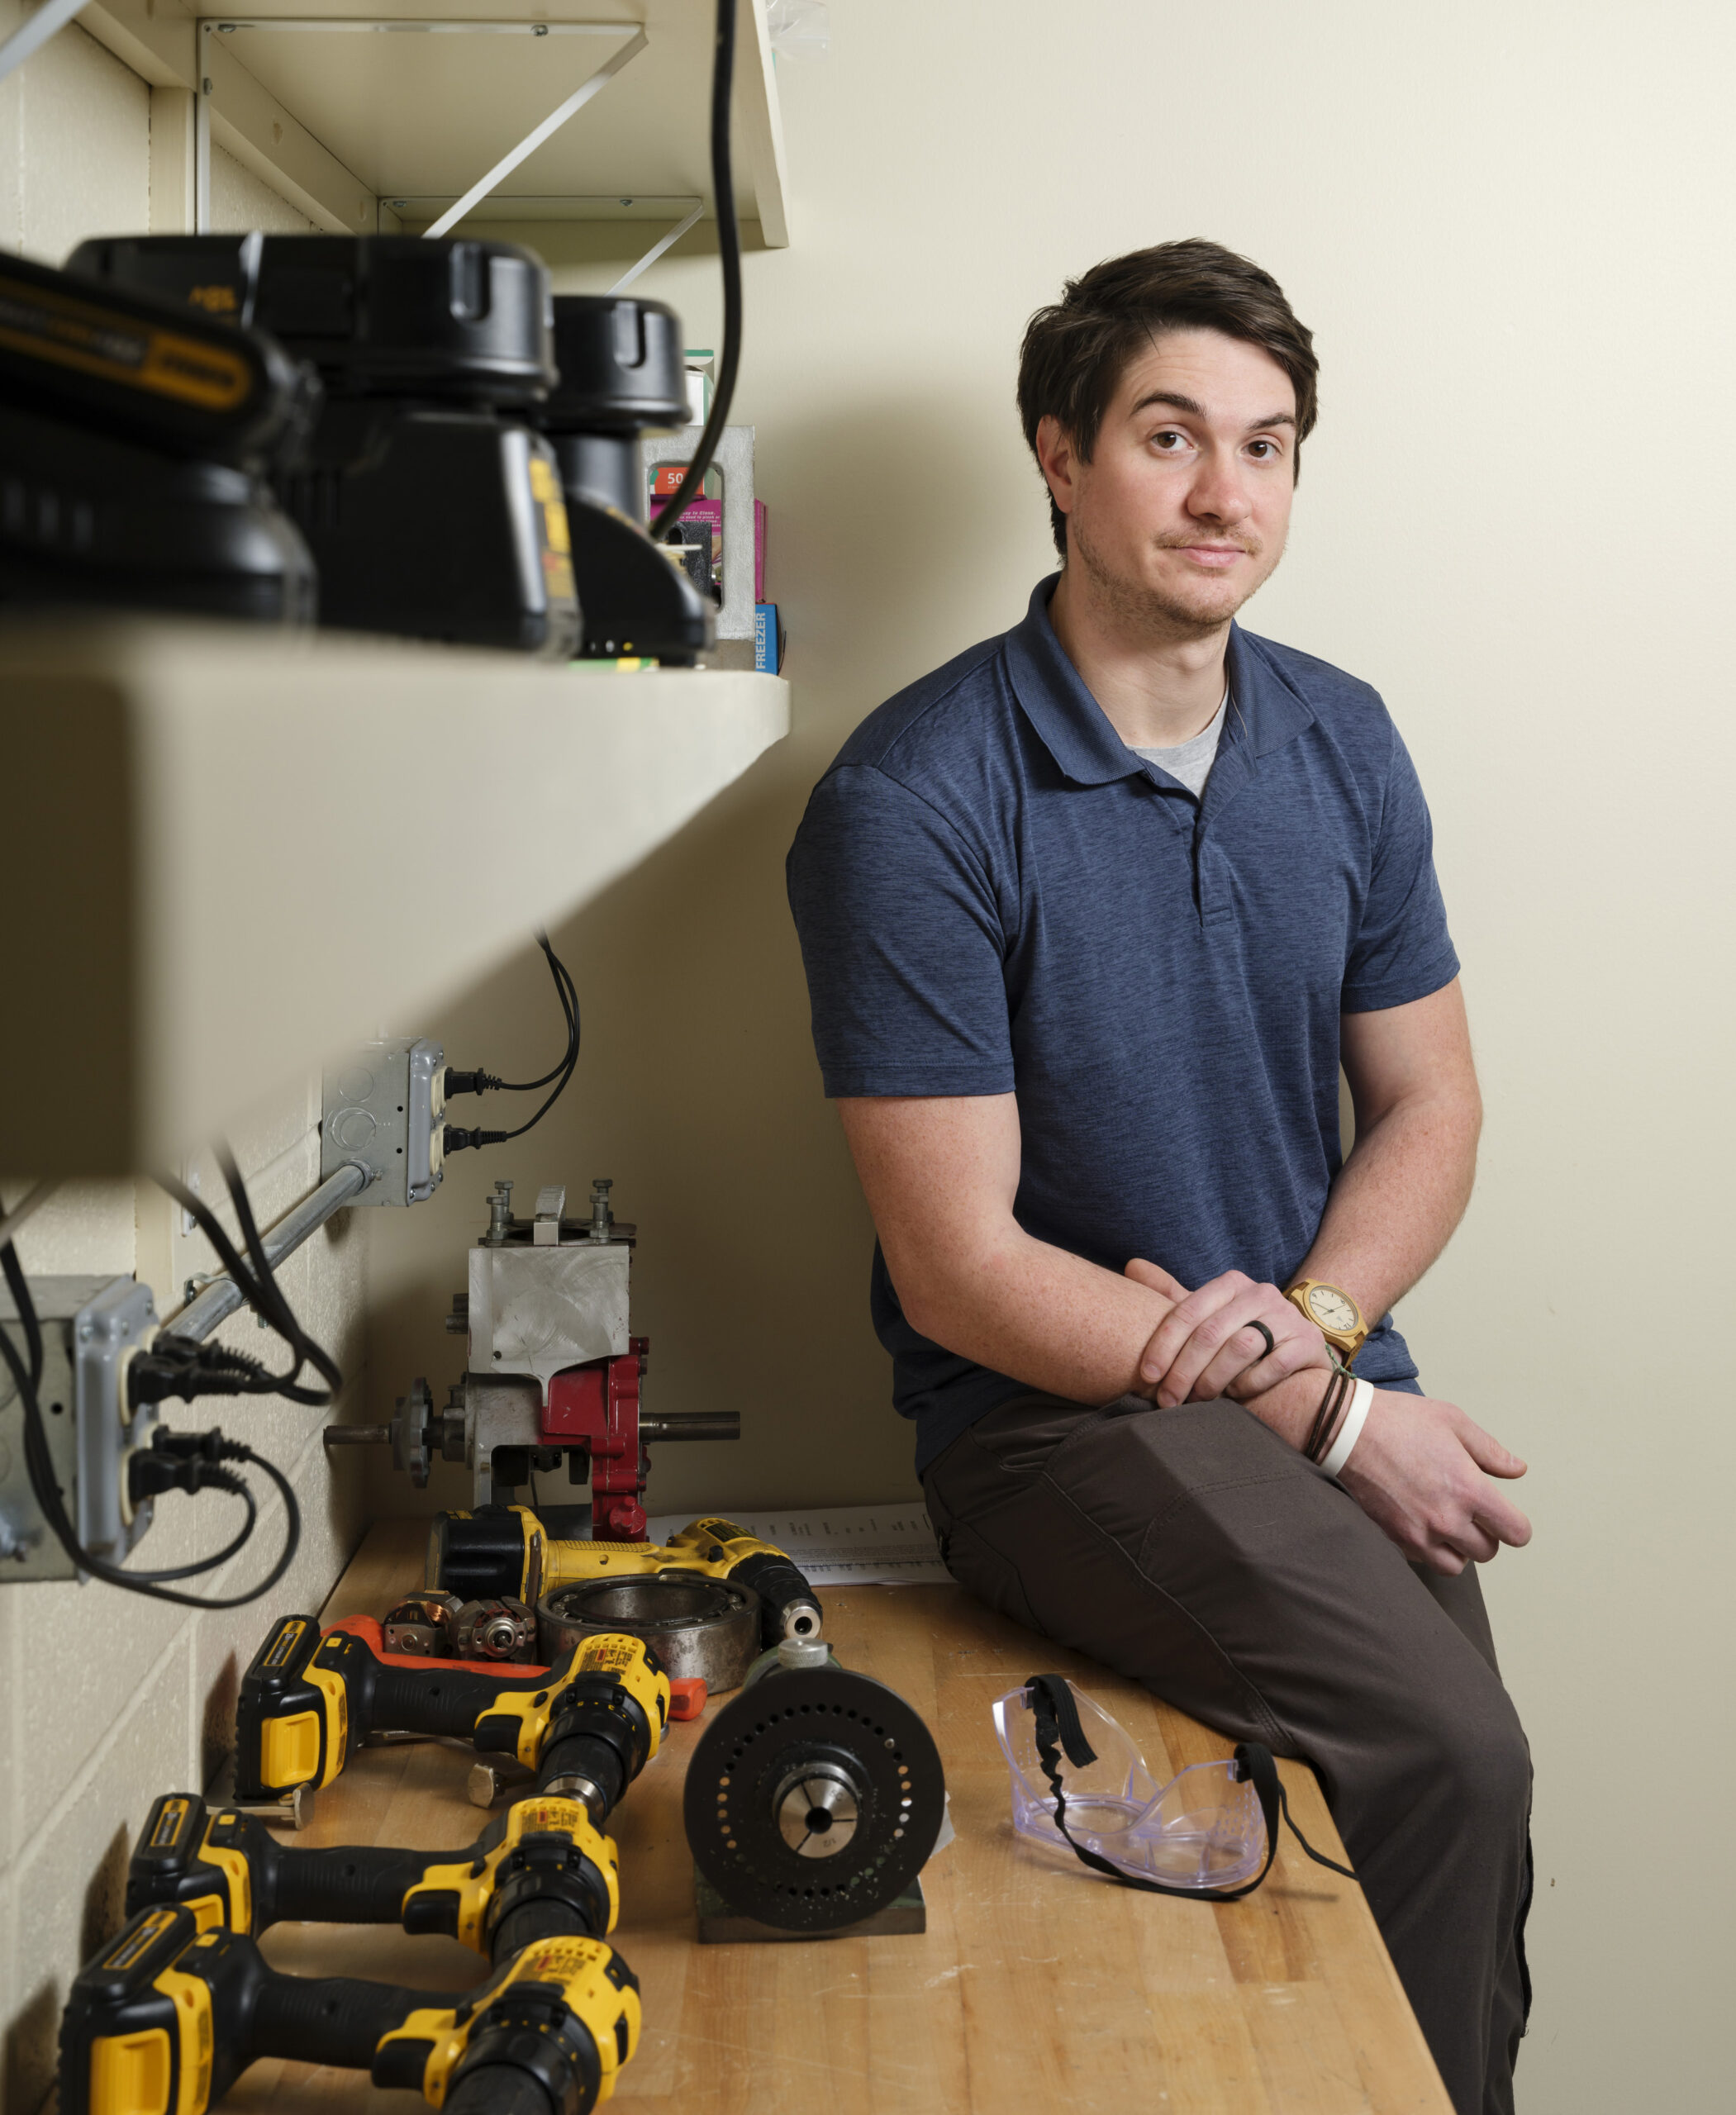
[541,1337,651,1542]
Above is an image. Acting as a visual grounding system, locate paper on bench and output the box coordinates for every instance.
[644,1503,950,1586]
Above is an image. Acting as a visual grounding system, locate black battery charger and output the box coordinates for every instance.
[69,234,580,658]
[0,248,318,625]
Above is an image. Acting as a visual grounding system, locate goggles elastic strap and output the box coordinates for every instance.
[1024,1674,1355,1902]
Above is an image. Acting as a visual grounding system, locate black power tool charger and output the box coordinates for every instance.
[540,295,713,665]
[0,248,318,625]
[69,234,581,658]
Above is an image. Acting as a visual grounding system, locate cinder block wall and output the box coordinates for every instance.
[0,13,338,2110]
[0,1120,368,2113]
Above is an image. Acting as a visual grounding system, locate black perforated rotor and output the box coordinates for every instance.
[683,1665,946,1932]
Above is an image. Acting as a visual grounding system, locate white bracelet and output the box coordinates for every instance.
[1319,1377,1373,1478]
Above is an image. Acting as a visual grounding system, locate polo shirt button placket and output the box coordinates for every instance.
[1196,828,1235,932]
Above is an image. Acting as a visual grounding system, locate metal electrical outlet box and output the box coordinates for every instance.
[1,1274,159,1580]
[322,1037,445,1205]
[467,1242,631,1393]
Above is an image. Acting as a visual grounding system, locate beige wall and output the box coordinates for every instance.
[0,14,148,260]
[0,17,355,2112]
[363,5,1732,2111]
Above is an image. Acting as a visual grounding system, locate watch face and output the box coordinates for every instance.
[1307,1285,1360,1333]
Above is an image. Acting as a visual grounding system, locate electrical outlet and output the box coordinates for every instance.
[0,1274,159,1580]
[321,1037,445,1205]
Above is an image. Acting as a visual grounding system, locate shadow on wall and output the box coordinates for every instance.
[2,1980,58,2115]
[201,1651,241,1790]
[6,1823,142,2111]
[358,388,1025,1525]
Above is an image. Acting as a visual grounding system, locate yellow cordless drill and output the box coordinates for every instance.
[126,1789,619,1963]
[59,1904,639,2115]
[233,1611,667,1822]
[430,1508,824,1646]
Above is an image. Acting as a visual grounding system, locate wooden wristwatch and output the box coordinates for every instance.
[1284,1280,1369,1366]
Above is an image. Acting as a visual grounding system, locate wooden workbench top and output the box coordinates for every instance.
[226,1519,1448,2114]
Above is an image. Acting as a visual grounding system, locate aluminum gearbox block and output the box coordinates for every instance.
[466,1238,630,1394]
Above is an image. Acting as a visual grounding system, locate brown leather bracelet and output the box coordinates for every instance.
[1305,1368,1348,1463]
[1302,1371,1335,1459]
[1311,1380,1352,1466]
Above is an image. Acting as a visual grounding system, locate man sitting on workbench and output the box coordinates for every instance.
[786,240,1532,2115]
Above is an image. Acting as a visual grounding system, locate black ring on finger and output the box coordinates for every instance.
[1246,1319,1276,1358]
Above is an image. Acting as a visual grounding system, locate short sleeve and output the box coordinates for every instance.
[1340,724,1461,1012]
[786,764,1015,1097]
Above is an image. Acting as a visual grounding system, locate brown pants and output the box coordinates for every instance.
[923,1391,1531,2115]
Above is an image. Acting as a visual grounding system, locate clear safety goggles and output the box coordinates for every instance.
[992,1675,1350,1900]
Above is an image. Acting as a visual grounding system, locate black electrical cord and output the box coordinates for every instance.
[445,931,583,1155]
[129,1334,297,1408]
[218,1144,340,1400]
[155,1150,340,1407]
[122,1469,256,1582]
[448,934,578,1099]
[0,1242,300,1608]
[647,0,741,545]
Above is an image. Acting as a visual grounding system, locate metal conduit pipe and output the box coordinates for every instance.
[172,1160,373,1343]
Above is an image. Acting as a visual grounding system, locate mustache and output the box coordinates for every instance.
[1152,531,1262,556]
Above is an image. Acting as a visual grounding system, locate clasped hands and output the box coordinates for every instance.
[1123,1258,1532,1577]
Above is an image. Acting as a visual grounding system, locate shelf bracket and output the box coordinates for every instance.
[0,0,92,88]
[608,199,706,295]
[425,26,648,239]
[191,21,645,238]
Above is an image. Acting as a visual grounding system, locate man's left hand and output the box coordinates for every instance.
[1125,1258,1334,1406]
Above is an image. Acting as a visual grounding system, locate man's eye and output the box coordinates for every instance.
[1152,430,1188,452]
[1247,439,1281,460]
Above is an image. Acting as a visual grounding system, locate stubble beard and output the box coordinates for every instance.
[1068,512,1283,643]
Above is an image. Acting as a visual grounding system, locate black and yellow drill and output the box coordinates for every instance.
[430,1508,824,1645]
[59,1904,639,2115]
[126,1789,618,1964]
[234,1612,668,1821]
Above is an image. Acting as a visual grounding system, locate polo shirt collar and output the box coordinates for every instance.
[1004,574,1316,788]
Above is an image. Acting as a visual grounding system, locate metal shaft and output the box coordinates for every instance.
[172,1160,371,1343]
[637,1412,740,1442]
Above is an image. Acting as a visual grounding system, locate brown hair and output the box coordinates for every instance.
[1017,238,1319,555]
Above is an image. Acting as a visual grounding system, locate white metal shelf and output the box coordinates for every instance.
[82,0,789,247]
[0,618,789,1174]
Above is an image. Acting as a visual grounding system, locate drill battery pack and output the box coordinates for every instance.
[69,234,580,657]
[0,249,317,624]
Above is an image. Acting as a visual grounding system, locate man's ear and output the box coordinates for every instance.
[1034,414,1080,524]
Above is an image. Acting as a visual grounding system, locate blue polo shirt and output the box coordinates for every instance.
[787,577,1458,1472]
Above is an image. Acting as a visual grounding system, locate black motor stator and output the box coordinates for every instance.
[683,1640,948,1933]
[69,234,580,658]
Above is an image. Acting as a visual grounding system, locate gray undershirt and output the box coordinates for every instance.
[1132,690,1229,799]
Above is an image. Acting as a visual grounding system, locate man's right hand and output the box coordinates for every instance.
[1337,1390,1532,1576]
